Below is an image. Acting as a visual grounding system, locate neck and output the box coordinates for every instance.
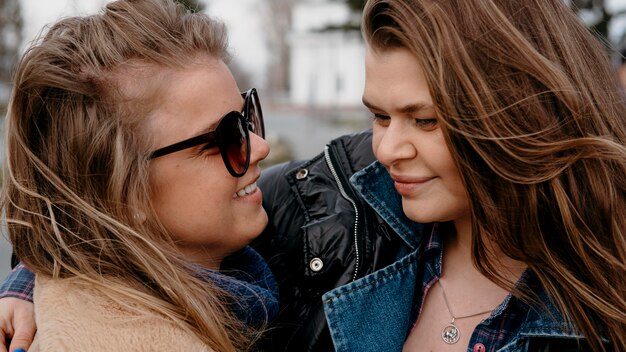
[443,216,526,285]
[444,216,473,264]
[178,245,223,270]
[453,217,473,247]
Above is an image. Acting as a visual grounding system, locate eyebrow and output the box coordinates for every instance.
[192,94,245,136]
[362,97,434,114]
[196,119,220,136]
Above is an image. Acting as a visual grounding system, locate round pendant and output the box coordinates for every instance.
[442,324,460,344]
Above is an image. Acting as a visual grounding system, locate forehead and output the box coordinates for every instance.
[363,48,433,112]
[144,58,241,148]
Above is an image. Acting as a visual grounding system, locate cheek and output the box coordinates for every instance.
[149,161,229,223]
[371,126,383,159]
[150,172,233,242]
[149,174,189,227]
[441,157,468,203]
[149,166,174,211]
[430,139,466,194]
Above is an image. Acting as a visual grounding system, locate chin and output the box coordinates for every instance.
[246,211,269,240]
[405,213,436,224]
[402,200,436,223]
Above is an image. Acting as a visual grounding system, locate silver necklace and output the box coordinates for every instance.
[437,280,494,344]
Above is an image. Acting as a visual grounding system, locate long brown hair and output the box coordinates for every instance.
[363,0,626,350]
[2,0,261,350]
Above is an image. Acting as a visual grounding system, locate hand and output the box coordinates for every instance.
[0,298,35,352]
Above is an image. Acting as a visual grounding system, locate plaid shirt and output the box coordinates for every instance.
[0,263,35,302]
[415,223,530,352]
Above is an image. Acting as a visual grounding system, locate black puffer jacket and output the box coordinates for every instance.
[253,130,404,351]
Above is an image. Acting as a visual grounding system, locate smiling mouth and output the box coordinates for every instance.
[233,182,258,198]
[393,177,436,196]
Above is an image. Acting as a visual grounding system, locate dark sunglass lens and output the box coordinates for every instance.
[248,94,265,138]
[247,107,259,134]
[220,113,249,175]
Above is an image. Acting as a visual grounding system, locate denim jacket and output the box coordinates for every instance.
[321,161,603,352]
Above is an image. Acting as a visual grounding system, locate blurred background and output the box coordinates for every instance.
[1,0,626,277]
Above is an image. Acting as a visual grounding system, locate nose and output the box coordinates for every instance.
[374,120,417,168]
[249,132,270,165]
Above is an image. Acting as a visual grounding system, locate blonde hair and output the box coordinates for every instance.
[2,0,260,350]
[363,0,626,350]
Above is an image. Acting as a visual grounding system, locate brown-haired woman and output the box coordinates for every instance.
[323,0,624,351]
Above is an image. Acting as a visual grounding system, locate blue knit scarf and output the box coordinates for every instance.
[207,246,279,327]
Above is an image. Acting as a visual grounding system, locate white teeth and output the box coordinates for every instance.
[233,182,257,198]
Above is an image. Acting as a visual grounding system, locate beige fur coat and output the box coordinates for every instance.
[29,276,213,352]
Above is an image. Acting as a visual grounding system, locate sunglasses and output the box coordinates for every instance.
[149,88,265,177]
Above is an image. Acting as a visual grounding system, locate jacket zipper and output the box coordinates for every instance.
[324,145,361,281]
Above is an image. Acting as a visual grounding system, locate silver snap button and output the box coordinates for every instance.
[296,168,309,180]
[309,257,324,272]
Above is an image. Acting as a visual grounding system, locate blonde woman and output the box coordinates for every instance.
[0,0,276,350]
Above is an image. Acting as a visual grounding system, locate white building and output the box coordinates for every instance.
[289,0,365,109]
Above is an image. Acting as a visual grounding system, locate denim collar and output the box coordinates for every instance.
[351,161,424,250]
[517,278,585,338]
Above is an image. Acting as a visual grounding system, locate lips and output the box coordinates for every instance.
[391,174,435,196]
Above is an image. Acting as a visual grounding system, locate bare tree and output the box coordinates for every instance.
[176,0,205,12]
[345,0,366,13]
[0,0,21,112]
[261,0,293,101]
[550,1,626,58]
[571,0,619,42]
